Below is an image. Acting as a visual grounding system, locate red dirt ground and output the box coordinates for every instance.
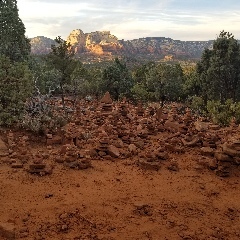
[0,141,239,240]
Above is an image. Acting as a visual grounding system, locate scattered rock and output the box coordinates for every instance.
[128,144,137,154]
[156,151,169,160]
[45,193,54,198]
[11,163,24,168]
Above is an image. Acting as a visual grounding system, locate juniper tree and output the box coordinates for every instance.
[102,58,133,100]
[46,36,77,108]
[0,0,30,62]
[0,55,33,125]
[197,31,240,103]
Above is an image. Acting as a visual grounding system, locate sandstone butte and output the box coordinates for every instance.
[0,92,239,240]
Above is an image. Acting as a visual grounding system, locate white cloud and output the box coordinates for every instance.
[17,0,240,40]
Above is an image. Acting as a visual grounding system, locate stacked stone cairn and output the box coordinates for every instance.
[168,104,178,121]
[27,151,52,175]
[100,91,113,114]
[96,132,110,157]
[182,108,193,126]
[119,100,128,117]
[136,102,145,117]
[214,136,240,177]
[56,144,92,170]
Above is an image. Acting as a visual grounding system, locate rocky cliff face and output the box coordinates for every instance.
[66,29,123,55]
[30,29,214,60]
[30,36,55,55]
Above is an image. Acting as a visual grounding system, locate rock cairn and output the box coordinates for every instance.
[100,91,113,114]
[1,91,240,178]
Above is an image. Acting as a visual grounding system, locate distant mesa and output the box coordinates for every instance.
[29,29,214,60]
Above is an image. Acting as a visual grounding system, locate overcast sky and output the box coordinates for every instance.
[18,0,240,41]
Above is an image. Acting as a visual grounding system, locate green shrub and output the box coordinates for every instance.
[188,96,206,115]
[131,83,152,102]
[207,99,236,126]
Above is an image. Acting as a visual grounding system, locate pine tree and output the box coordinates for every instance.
[0,0,30,62]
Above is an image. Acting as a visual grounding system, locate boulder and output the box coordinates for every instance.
[164,120,181,132]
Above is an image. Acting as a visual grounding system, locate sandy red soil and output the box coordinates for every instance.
[0,139,239,240]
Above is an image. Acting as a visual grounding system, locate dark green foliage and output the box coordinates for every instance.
[68,61,89,98]
[147,64,183,101]
[0,0,30,62]
[131,62,155,101]
[182,64,201,98]
[0,55,33,125]
[132,62,184,102]
[102,58,134,100]
[197,31,240,103]
[28,56,61,95]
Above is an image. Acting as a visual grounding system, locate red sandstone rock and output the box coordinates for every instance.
[194,121,209,131]
[137,159,161,171]
[164,120,181,132]
[182,136,200,147]
[128,144,137,155]
[214,151,232,162]
[0,138,8,151]
[100,91,113,104]
[200,147,215,156]
[107,145,120,158]
[222,143,240,157]
[47,135,62,145]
